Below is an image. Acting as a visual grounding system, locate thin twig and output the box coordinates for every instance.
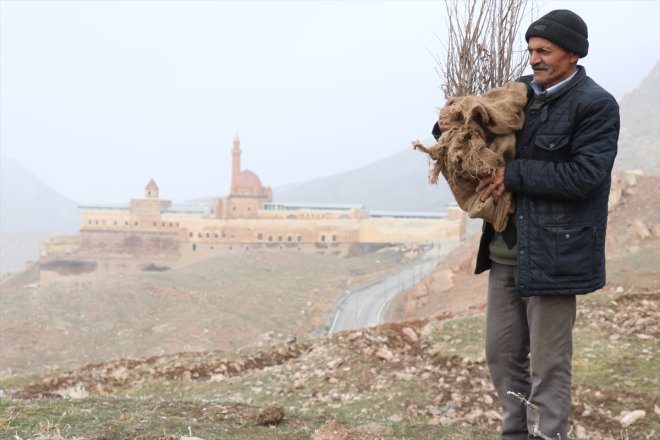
[507,391,561,440]
[440,0,533,99]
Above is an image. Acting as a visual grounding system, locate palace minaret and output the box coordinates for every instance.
[231,133,241,193]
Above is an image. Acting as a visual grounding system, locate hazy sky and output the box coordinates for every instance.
[1,0,659,205]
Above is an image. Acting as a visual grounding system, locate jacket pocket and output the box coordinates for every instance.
[535,134,570,150]
[543,224,594,276]
[534,134,570,161]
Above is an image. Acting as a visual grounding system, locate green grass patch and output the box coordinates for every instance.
[424,315,486,361]
[0,398,318,439]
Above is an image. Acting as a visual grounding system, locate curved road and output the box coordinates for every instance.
[327,241,460,334]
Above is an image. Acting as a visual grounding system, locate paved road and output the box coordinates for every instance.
[327,241,460,334]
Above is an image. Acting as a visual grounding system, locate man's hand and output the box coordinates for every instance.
[476,166,506,204]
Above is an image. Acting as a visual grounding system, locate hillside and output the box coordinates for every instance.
[0,155,80,235]
[0,246,421,373]
[615,60,660,175]
[274,147,454,212]
[2,278,657,439]
[0,155,80,276]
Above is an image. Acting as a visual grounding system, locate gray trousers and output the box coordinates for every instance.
[486,262,576,440]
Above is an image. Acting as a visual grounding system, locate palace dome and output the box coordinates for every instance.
[234,170,262,191]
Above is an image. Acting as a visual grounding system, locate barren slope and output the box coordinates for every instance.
[0,247,420,373]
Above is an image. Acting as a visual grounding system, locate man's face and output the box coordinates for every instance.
[527,37,580,90]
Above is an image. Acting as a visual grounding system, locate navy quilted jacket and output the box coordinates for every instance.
[474,66,620,296]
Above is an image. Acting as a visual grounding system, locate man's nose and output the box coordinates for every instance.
[529,52,540,66]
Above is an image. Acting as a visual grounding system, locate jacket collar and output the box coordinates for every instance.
[524,66,587,105]
[531,68,579,96]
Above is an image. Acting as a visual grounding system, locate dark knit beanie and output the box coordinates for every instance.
[525,9,589,58]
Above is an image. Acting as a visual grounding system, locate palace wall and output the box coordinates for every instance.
[80,203,465,254]
[72,136,467,267]
[79,230,180,258]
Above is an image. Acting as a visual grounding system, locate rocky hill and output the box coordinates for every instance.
[615,60,660,175]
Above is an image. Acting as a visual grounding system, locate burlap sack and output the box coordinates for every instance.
[415,81,528,232]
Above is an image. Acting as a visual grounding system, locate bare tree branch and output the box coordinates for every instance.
[440,0,534,99]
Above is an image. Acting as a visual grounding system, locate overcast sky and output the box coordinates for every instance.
[1,0,659,205]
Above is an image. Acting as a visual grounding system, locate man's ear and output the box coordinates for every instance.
[569,53,580,64]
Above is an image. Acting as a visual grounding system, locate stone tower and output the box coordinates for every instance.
[145,178,159,198]
[231,133,241,193]
[215,134,273,219]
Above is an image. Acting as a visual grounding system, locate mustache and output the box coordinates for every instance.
[532,63,550,71]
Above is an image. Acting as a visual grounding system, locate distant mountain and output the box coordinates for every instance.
[615,60,660,175]
[274,148,454,213]
[0,154,79,275]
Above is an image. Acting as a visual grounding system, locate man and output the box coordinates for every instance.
[434,10,619,440]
